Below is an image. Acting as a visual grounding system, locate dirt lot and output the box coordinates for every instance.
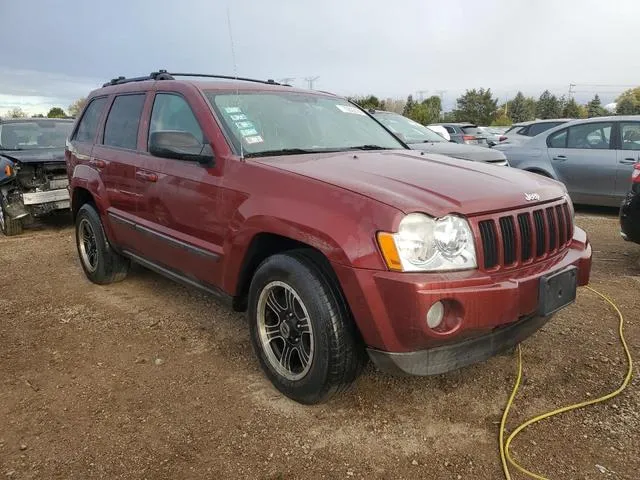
[0,209,638,479]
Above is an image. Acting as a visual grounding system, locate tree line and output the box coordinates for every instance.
[2,97,87,120]
[350,87,640,127]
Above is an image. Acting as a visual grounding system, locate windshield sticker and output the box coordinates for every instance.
[229,114,247,121]
[336,104,366,115]
[244,135,264,144]
[240,128,259,137]
[235,121,254,129]
[224,106,242,113]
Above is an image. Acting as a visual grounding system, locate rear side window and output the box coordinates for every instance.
[444,126,456,134]
[103,94,145,150]
[620,122,640,151]
[529,122,562,137]
[518,126,531,136]
[149,93,204,147]
[461,126,480,135]
[547,129,568,148]
[566,122,613,150]
[74,97,107,143]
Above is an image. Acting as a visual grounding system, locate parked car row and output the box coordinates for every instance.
[57,71,592,404]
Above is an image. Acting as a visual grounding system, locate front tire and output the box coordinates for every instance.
[248,250,365,404]
[0,200,23,236]
[75,203,129,284]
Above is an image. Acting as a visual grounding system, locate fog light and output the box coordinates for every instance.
[426,301,445,329]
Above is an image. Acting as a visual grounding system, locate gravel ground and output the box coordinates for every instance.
[0,208,638,479]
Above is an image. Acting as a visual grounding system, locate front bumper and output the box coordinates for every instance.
[332,227,592,375]
[620,189,640,244]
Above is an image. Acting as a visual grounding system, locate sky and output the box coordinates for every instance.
[1,0,639,115]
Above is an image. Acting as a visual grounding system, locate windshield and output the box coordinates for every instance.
[205,91,405,157]
[373,112,446,143]
[0,120,73,150]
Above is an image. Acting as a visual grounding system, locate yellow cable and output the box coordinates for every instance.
[499,286,634,479]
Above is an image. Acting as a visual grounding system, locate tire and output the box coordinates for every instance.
[0,200,23,236]
[75,203,129,284]
[248,250,366,404]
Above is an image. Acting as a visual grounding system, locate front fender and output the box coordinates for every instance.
[70,164,118,241]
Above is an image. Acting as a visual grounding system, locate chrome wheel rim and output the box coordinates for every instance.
[78,218,98,273]
[257,281,314,381]
[0,205,5,231]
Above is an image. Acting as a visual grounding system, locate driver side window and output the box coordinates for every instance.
[566,122,613,150]
[148,94,204,150]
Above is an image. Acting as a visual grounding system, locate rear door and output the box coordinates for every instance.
[91,92,148,249]
[546,121,617,205]
[615,121,640,199]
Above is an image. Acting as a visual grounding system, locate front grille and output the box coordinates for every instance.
[477,200,573,270]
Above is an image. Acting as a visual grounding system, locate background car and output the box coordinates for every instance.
[620,163,640,244]
[372,111,508,165]
[478,126,509,146]
[429,123,489,146]
[500,119,572,145]
[494,116,640,207]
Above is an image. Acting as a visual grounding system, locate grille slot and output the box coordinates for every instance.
[533,210,546,257]
[499,216,517,265]
[479,220,498,269]
[546,207,557,251]
[517,214,532,261]
[556,205,566,245]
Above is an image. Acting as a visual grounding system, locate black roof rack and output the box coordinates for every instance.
[102,70,289,88]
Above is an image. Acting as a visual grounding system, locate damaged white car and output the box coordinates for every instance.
[0,118,73,235]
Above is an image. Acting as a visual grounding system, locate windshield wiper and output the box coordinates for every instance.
[344,145,392,151]
[244,148,317,158]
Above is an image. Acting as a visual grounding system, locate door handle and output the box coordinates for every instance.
[136,170,158,182]
[619,158,637,165]
[89,158,107,169]
[552,155,567,162]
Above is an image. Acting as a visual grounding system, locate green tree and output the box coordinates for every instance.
[402,95,416,117]
[47,107,67,118]
[562,97,581,118]
[507,91,536,123]
[68,97,88,117]
[587,94,607,117]
[442,111,456,122]
[31,113,45,118]
[453,88,498,125]
[406,97,441,125]
[491,113,512,126]
[536,90,562,119]
[615,87,640,115]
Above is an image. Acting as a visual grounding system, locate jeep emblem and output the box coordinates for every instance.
[525,193,540,202]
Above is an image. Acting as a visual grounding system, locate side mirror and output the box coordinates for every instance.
[149,131,214,166]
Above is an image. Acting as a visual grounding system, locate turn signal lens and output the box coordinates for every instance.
[377,232,403,271]
[4,165,11,177]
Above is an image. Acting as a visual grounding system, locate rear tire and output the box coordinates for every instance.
[0,201,23,236]
[75,203,129,284]
[248,250,366,404]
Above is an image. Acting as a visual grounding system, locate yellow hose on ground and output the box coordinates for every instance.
[499,286,634,480]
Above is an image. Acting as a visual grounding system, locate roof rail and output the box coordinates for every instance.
[102,70,289,88]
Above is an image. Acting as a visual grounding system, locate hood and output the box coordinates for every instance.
[254,150,565,217]
[0,148,65,164]
[407,141,506,162]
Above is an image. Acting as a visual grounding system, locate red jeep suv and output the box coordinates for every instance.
[66,71,592,404]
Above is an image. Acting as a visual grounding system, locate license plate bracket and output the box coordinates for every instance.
[538,266,578,317]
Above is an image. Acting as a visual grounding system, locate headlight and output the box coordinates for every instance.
[377,213,477,272]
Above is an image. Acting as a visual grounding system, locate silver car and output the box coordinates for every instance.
[494,116,640,207]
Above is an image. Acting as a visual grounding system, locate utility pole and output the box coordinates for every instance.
[568,83,576,98]
[435,90,446,119]
[416,90,429,102]
[305,76,320,90]
[278,77,296,85]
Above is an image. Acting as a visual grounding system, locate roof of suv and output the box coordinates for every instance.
[512,118,573,127]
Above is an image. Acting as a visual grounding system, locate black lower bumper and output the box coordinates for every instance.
[620,190,640,244]
[367,314,551,376]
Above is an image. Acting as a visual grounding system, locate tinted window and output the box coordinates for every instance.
[103,94,145,150]
[149,94,203,148]
[461,126,480,135]
[567,122,613,150]
[444,126,456,134]
[547,129,568,148]
[518,126,530,136]
[528,122,563,137]
[74,97,107,143]
[620,122,640,151]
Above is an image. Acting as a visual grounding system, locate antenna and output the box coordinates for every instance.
[304,76,320,90]
[226,5,243,160]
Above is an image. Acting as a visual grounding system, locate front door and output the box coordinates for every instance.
[615,121,640,199]
[136,92,224,286]
[546,121,617,206]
